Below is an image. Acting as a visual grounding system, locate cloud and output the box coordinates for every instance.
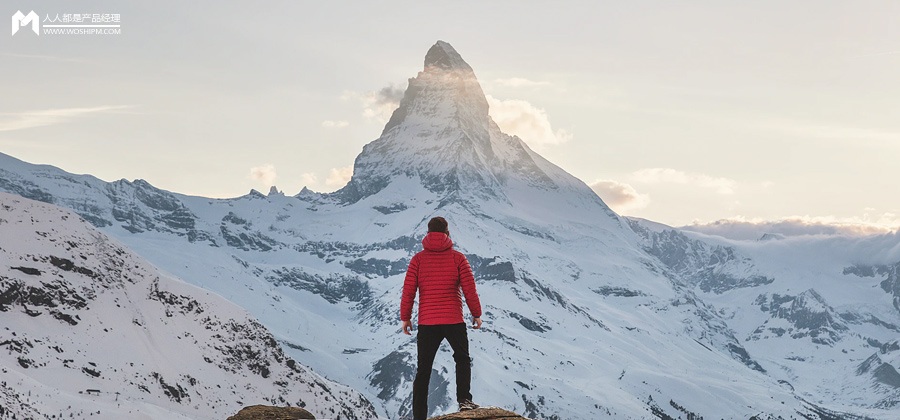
[325,165,353,188]
[632,168,737,195]
[2,53,87,62]
[299,172,318,186]
[344,84,406,123]
[486,95,572,148]
[0,105,132,132]
[249,164,277,186]
[681,214,900,240]
[321,120,349,128]
[848,50,900,58]
[760,120,900,143]
[589,179,651,213]
[493,77,550,88]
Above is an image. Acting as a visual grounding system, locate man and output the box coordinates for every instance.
[401,216,482,420]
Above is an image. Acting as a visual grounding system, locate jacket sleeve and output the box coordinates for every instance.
[457,253,482,318]
[400,254,419,322]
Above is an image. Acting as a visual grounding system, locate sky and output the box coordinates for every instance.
[2,1,899,235]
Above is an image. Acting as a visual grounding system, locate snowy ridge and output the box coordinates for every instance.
[0,192,377,420]
[630,217,900,415]
[1,40,899,420]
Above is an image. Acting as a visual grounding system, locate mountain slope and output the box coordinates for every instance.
[0,192,377,420]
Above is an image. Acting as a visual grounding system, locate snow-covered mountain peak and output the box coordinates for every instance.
[372,40,491,160]
[334,41,619,230]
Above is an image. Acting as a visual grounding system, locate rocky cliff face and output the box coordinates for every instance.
[628,218,774,294]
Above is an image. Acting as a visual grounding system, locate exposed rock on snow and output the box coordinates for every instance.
[758,233,786,241]
[226,405,315,420]
[428,407,532,420]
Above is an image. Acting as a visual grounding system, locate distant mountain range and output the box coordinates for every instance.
[1,41,898,420]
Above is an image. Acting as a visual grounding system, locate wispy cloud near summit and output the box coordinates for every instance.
[344,84,405,124]
[486,95,571,148]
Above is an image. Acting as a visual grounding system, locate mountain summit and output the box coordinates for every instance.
[424,40,474,72]
[383,40,485,138]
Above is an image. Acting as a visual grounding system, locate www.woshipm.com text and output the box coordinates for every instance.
[43,27,121,35]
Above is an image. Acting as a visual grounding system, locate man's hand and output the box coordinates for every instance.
[472,317,482,329]
[402,320,412,335]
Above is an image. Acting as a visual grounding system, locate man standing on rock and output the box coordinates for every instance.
[401,216,482,420]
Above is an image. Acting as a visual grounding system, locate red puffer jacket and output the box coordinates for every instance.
[400,232,482,325]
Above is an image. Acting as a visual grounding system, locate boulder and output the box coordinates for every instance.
[226,405,316,420]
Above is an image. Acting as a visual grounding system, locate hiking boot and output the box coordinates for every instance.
[458,399,480,411]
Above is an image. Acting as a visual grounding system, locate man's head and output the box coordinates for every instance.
[427,216,449,234]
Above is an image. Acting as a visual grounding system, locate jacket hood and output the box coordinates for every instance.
[422,232,453,252]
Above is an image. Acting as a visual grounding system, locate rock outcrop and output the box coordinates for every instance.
[428,407,534,420]
[227,404,316,420]
[224,405,532,420]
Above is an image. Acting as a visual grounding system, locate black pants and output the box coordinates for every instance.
[412,322,472,420]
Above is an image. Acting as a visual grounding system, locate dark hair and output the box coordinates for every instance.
[427,216,449,233]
